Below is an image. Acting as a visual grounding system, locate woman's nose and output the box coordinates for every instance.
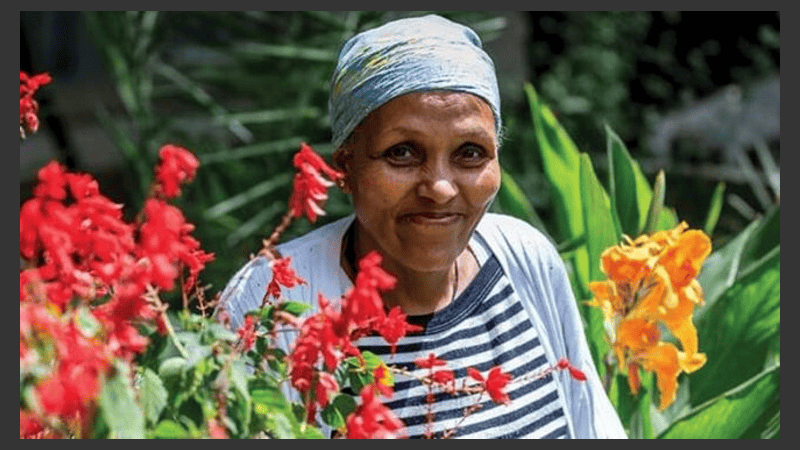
[416,166,458,204]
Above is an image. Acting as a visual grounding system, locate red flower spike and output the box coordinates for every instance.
[237,315,258,352]
[288,143,343,223]
[345,384,405,439]
[266,256,306,299]
[373,306,423,354]
[415,352,448,370]
[154,144,200,199]
[20,71,52,136]
[568,364,587,381]
[467,367,484,382]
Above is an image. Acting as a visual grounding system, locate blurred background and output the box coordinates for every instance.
[20,11,780,301]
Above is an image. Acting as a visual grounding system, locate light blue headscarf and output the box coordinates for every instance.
[328,14,501,148]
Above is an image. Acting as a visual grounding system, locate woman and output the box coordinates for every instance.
[220,14,626,439]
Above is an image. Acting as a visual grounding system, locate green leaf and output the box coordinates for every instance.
[703,182,726,236]
[524,82,584,243]
[150,420,189,439]
[579,153,620,282]
[198,137,304,165]
[229,359,251,405]
[690,246,780,406]
[496,168,550,238]
[606,125,647,237]
[321,393,357,430]
[280,301,313,317]
[578,153,618,372]
[658,364,779,439]
[739,204,780,274]
[98,362,146,439]
[643,170,666,235]
[525,81,591,321]
[204,173,292,220]
[158,356,187,379]
[140,368,168,425]
[206,322,239,343]
[75,306,103,339]
[695,218,760,320]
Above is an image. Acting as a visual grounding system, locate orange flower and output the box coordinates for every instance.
[588,222,710,410]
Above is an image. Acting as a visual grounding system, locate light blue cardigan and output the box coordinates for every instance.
[219,212,627,439]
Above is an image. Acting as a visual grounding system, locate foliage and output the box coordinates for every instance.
[505,83,780,438]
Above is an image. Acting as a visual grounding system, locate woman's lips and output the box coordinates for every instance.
[401,212,461,225]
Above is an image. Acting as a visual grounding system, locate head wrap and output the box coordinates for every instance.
[328,14,501,148]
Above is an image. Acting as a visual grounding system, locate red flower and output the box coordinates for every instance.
[415,353,448,370]
[373,306,423,354]
[468,366,513,404]
[345,384,405,439]
[207,418,227,439]
[266,256,306,299]
[20,71,52,137]
[341,250,397,330]
[430,369,455,386]
[237,315,258,352]
[288,142,343,223]
[556,357,588,381]
[154,144,200,199]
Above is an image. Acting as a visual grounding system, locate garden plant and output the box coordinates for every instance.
[20,12,779,439]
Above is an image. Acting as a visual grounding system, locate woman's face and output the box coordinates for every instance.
[341,91,501,273]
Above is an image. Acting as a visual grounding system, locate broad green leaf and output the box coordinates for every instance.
[643,170,666,235]
[158,356,187,379]
[578,153,618,372]
[140,368,168,425]
[690,246,780,406]
[229,359,251,404]
[206,322,239,343]
[606,125,649,237]
[524,82,583,243]
[75,306,102,339]
[321,393,357,430]
[496,168,550,239]
[150,420,189,439]
[703,182,726,235]
[579,153,621,282]
[608,372,639,432]
[280,301,313,317]
[695,218,761,320]
[525,82,591,307]
[98,362,146,439]
[739,204,780,274]
[659,364,779,439]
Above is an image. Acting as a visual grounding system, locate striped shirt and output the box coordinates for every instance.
[355,235,571,439]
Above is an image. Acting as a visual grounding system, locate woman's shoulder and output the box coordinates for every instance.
[477,212,556,252]
[218,215,354,328]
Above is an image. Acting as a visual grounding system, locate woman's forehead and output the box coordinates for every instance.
[356,92,496,140]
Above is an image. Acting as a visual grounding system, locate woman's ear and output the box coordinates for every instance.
[333,146,352,193]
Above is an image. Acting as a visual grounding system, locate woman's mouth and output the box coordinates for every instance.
[401,212,461,225]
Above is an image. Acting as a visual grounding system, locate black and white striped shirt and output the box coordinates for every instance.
[355,236,571,439]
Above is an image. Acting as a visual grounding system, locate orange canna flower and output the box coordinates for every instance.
[588,222,710,410]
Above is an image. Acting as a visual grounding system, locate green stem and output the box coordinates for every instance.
[638,372,654,439]
[161,309,189,359]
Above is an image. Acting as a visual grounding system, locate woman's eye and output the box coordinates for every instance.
[455,144,488,166]
[382,144,419,164]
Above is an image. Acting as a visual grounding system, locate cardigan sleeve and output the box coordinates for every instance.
[477,213,628,438]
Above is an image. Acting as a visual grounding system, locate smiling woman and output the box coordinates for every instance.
[219,14,626,439]
[337,91,500,315]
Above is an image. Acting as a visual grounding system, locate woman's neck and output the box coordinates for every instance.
[342,221,474,316]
